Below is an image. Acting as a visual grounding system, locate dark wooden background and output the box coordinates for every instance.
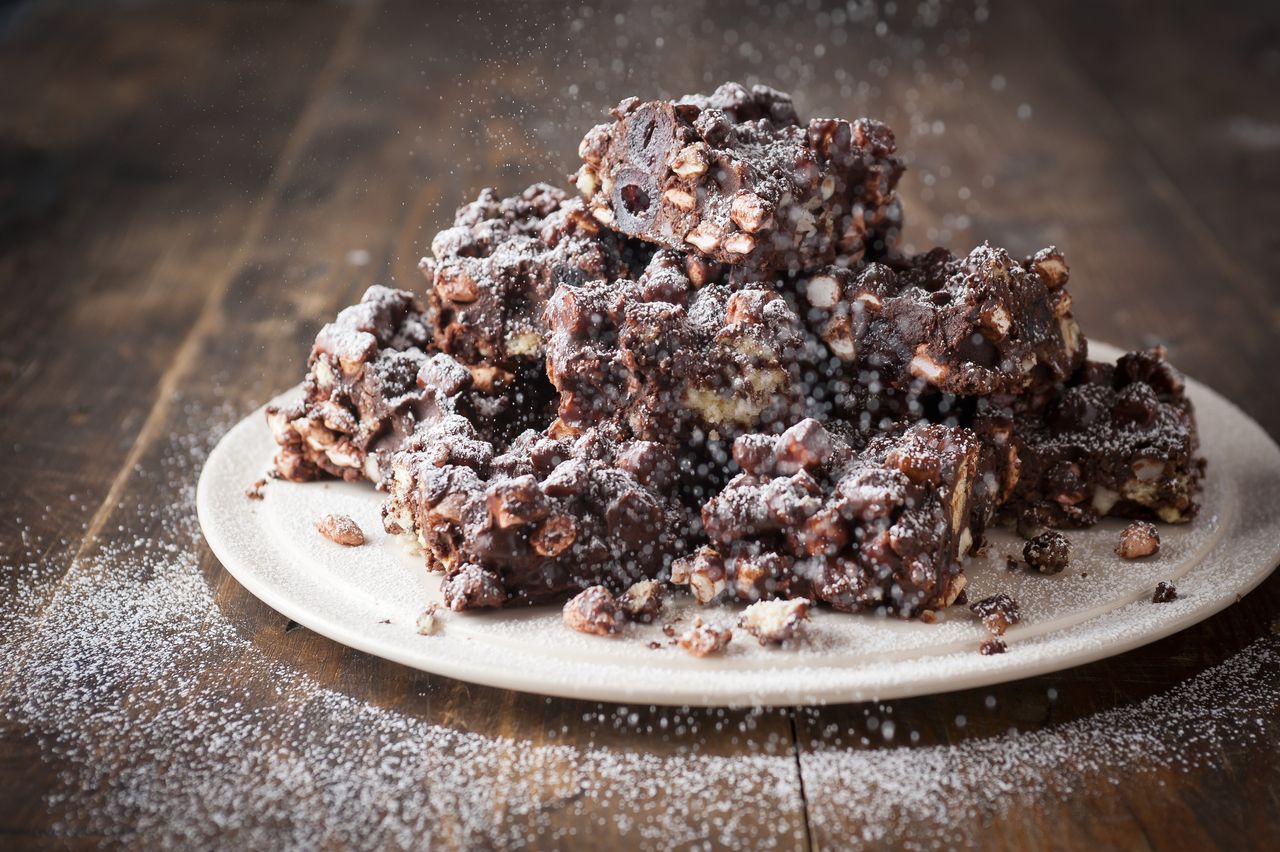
[2,0,1278,848]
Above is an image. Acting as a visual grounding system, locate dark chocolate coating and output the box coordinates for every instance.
[576,82,903,274]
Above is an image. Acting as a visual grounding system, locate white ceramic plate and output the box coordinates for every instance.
[197,343,1280,706]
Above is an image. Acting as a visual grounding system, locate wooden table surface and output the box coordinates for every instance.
[3,1,1279,848]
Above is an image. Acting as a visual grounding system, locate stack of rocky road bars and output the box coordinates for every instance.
[268,83,1203,632]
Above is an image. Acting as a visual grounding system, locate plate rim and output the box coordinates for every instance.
[196,345,1280,706]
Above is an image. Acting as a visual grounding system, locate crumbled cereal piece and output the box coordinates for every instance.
[979,638,1008,655]
[1023,530,1070,574]
[969,593,1021,636]
[316,513,365,546]
[1116,521,1161,560]
[738,598,811,644]
[415,605,440,636]
[678,617,733,657]
[618,579,665,623]
[1152,581,1178,603]
[562,585,625,636]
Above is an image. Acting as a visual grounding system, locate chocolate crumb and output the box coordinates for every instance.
[1024,530,1070,574]
[1005,557,1021,572]
[316,513,365,546]
[1152,581,1178,603]
[618,579,664,624]
[979,638,1008,655]
[678,618,733,657]
[416,606,440,636]
[969,593,1020,637]
[562,586,625,636]
[738,598,811,645]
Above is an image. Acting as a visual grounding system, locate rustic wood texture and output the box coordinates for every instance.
[1,0,1277,848]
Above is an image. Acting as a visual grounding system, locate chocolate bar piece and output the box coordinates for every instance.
[576,82,903,274]
[419,183,636,380]
[543,248,811,443]
[798,243,1085,403]
[675,418,996,617]
[267,286,434,483]
[382,419,690,610]
[267,286,552,484]
[995,347,1203,528]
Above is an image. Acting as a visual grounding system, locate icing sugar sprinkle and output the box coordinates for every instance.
[2,398,1277,848]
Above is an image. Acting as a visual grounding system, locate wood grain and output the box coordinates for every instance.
[0,0,355,837]
[1,0,1277,848]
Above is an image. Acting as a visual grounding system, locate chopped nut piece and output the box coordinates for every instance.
[415,606,441,636]
[486,475,549,529]
[531,514,577,557]
[909,350,948,384]
[441,564,507,611]
[1116,521,1161,559]
[738,598,811,644]
[969,593,1021,636]
[722,232,757,256]
[1152,581,1178,603]
[678,617,733,657]
[670,546,728,605]
[1026,246,1069,290]
[729,191,774,233]
[435,267,479,303]
[670,142,710,178]
[316,513,365,546]
[574,164,598,197]
[979,638,1008,655]
[618,579,665,623]
[773,418,834,475]
[685,222,721,254]
[662,187,697,211]
[805,274,842,309]
[562,586,625,636]
[1024,530,1070,574]
[245,478,268,501]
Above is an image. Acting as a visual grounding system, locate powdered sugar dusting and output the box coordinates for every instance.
[800,631,1280,848]
[195,346,1280,706]
[3,380,1279,845]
